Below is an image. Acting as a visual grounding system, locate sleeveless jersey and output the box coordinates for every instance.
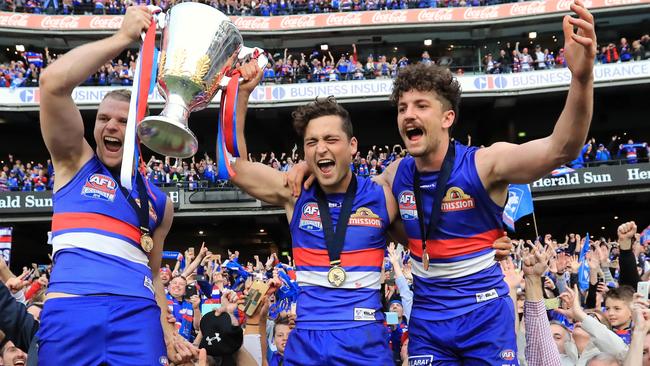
[48,156,167,299]
[392,142,508,320]
[290,175,389,330]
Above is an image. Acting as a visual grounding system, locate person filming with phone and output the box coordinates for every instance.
[166,275,202,342]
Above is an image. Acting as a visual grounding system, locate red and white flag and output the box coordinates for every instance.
[0,227,12,266]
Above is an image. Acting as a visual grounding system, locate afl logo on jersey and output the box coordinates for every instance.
[81,174,117,202]
[299,202,322,231]
[441,187,475,212]
[398,191,417,220]
[500,349,516,361]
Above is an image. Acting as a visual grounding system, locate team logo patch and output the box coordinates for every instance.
[500,349,516,361]
[348,207,382,228]
[135,198,158,222]
[81,174,117,202]
[408,355,434,366]
[441,187,475,212]
[299,202,322,231]
[398,191,417,220]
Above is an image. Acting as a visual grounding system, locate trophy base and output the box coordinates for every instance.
[138,116,199,158]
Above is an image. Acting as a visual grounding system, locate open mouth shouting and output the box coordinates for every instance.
[317,159,335,175]
[103,136,123,153]
[405,126,424,142]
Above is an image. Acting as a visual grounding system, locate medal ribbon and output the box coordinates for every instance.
[314,175,358,268]
[120,18,158,191]
[216,69,241,180]
[413,141,455,266]
[116,172,152,253]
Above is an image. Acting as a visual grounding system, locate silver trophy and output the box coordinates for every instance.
[138,2,267,158]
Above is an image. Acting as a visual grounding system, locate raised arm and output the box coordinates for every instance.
[40,6,153,190]
[476,1,596,195]
[231,62,295,212]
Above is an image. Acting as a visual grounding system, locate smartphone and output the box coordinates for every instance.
[201,303,221,316]
[238,280,271,317]
[638,281,650,299]
[185,285,198,299]
[544,298,560,310]
[385,311,399,325]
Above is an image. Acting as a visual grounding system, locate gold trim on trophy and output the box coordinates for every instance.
[157,50,167,78]
[169,48,187,77]
[206,73,222,97]
[191,55,211,87]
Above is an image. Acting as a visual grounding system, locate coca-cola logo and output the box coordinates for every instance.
[556,0,593,10]
[603,0,637,6]
[509,1,546,16]
[280,15,317,29]
[40,16,80,29]
[0,13,29,27]
[233,17,271,30]
[89,16,122,29]
[370,10,407,24]
[463,6,500,20]
[416,8,454,22]
[326,12,363,26]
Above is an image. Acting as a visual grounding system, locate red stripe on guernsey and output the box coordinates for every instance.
[409,229,501,259]
[293,247,384,267]
[0,237,10,243]
[52,212,141,243]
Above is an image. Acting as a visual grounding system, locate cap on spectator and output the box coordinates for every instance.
[199,311,243,365]
[160,267,171,273]
[389,299,402,307]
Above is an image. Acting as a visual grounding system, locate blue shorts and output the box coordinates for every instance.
[408,296,518,366]
[37,295,168,366]
[284,323,392,366]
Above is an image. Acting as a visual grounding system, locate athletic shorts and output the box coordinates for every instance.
[37,295,168,366]
[284,322,392,366]
[408,296,518,366]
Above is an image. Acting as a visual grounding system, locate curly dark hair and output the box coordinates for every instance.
[292,96,353,140]
[390,64,461,118]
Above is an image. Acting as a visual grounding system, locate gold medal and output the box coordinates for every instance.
[422,251,430,271]
[327,266,346,287]
[140,233,154,253]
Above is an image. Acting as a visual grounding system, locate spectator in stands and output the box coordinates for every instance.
[605,286,635,345]
[619,139,648,164]
[632,39,646,61]
[619,37,632,62]
[496,49,512,73]
[594,144,611,165]
[268,315,291,366]
[166,275,201,342]
[534,45,547,70]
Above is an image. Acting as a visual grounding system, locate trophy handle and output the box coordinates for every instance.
[219,46,268,87]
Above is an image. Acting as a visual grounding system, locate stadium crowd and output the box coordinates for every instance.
[1,0,573,16]
[2,31,649,88]
[2,220,650,365]
[1,133,647,192]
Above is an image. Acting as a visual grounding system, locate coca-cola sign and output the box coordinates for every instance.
[40,16,80,29]
[280,15,316,29]
[0,13,29,27]
[417,8,454,22]
[463,6,500,20]
[371,10,407,24]
[325,12,363,26]
[510,1,547,15]
[233,16,271,30]
[603,0,637,6]
[89,16,122,29]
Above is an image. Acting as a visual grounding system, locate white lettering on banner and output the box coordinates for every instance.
[604,0,641,5]
[233,17,271,30]
[594,63,649,80]
[371,10,407,24]
[509,69,572,88]
[287,80,393,100]
[417,8,454,22]
[326,12,363,26]
[0,196,20,208]
[89,16,123,29]
[628,168,650,181]
[40,16,80,29]
[532,173,580,187]
[509,1,547,16]
[280,15,316,28]
[582,171,612,184]
[463,6,500,20]
[0,13,29,27]
[168,191,180,204]
[0,195,52,208]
